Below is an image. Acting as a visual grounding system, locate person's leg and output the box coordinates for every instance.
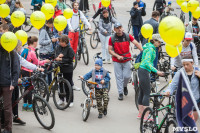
[122,61,132,88]
[2,87,13,132]
[133,25,139,42]
[102,88,109,114]
[63,72,74,103]
[113,62,124,95]
[68,32,75,52]
[105,36,111,61]
[73,32,79,55]
[99,33,106,61]
[95,89,103,116]
[12,86,18,117]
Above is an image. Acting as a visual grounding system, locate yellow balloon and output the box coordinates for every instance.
[101,0,110,7]
[45,0,57,7]
[54,16,67,31]
[41,4,54,20]
[159,16,185,47]
[0,0,6,4]
[63,8,73,19]
[141,24,153,39]
[187,0,199,12]
[11,11,25,27]
[165,43,182,58]
[193,7,200,19]
[15,30,28,46]
[181,2,189,13]
[1,32,18,52]
[176,0,185,6]
[30,11,46,30]
[0,4,10,18]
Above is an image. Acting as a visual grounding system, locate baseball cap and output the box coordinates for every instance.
[184,32,193,40]
[114,23,122,28]
[152,34,163,42]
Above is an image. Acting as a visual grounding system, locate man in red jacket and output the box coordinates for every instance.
[53,5,63,18]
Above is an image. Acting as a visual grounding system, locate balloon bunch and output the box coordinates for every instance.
[159,16,185,58]
[0,0,73,52]
[177,0,200,19]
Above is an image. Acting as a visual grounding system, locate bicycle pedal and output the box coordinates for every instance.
[80,103,84,108]
[93,105,97,108]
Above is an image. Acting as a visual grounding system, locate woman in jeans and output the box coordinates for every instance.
[137,34,164,119]
[99,9,118,64]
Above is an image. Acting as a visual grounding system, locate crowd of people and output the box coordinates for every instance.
[0,0,200,133]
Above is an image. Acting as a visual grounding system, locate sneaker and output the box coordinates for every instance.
[156,81,160,85]
[124,87,128,96]
[118,94,123,100]
[22,103,28,111]
[72,86,81,91]
[107,60,112,64]
[98,113,103,119]
[13,116,26,125]
[57,99,64,105]
[27,104,33,112]
[103,60,107,64]
[103,109,107,116]
[137,114,141,119]
[69,102,73,107]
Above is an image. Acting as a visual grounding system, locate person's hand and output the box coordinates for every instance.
[89,27,92,30]
[52,38,57,43]
[171,66,176,71]
[37,67,44,72]
[35,4,39,6]
[117,55,124,61]
[157,71,165,76]
[58,54,64,58]
[100,80,105,84]
[105,31,107,34]
[165,91,171,97]
[198,34,200,37]
[70,29,75,33]
[79,76,84,79]
[45,59,50,63]
[18,78,22,84]
[10,86,14,91]
[195,70,200,78]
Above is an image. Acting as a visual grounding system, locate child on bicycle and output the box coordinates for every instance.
[80,59,111,118]
[21,36,50,111]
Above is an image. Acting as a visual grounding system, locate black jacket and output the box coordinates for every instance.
[92,7,112,20]
[0,46,20,87]
[130,7,145,26]
[153,0,166,11]
[55,45,75,73]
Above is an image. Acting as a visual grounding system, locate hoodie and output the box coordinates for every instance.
[139,42,157,73]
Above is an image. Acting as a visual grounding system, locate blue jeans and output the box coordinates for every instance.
[133,25,141,42]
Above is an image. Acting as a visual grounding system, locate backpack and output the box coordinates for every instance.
[21,48,30,60]
[111,33,130,49]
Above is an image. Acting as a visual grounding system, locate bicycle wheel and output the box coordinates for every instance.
[82,99,91,121]
[33,95,55,130]
[77,41,82,61]
[164,120,177,133]
[22,16,33,32]
[127,19,132,34]
[82,81,89,96]
[133,71,139,92]
[108,81,111,92]
[34,77,50,102]
[111,7,117,18]
[140,107,156,133]
[90,30,99,49]
[82,39,89,65]
[135,88,140,110]
[53,78,72,110]
[73,54,78,70]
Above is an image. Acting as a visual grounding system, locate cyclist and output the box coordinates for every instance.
[57,0,67,12]
[153,0,166,16]
[137,34,164,119]
[80,59,111,118]
[108,23,143,100]
[0,32,20,133]
[187,17,200,44]
[166,56,200,122]
[159,1,174,22]
[21,36,50,111]
[99,9,118,64]
[53,5,63,18]
[15,1,26,15]
[67,1,91,55]
[6,0,16,14]
[31,0,44,11]
[79,0,89,12]
[55,35,76,107]
[171,32,199,72]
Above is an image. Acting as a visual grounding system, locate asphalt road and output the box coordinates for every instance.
[13,0,200,133]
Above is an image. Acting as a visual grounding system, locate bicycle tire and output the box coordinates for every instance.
[82,39,89,65]
[53,78,72,110]
[108,81,111,92]
[133,71,139,92]
[33,95,55,130]
[111,7,117,18]
[127,19,132,34]
[82,81,89,96]
[82,99,91,121]
[77,41,82,61]
[164,119,177,133]
[22,16,33,32]
[34,77,50,102]
[73,54,78,70]
[140,107,156,133]
[90,30,99,49]
[135,88,139,110]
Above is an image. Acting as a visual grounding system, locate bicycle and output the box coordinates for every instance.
[140,94,177,133]
[90,21,100,49]
[80,78,97,121]
[22,9,34,32]
[127,11,133,35]
[0,71,55,130]
[76,28,90,65]
[159,10,177,22]
[42,60,73,110]
[64,0,72,9]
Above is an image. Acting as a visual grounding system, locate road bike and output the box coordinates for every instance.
[90,21,100,49]
[42,60,73,110]
[80,79,98,121]
[0,71,55,130]
[140,94,177,133]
